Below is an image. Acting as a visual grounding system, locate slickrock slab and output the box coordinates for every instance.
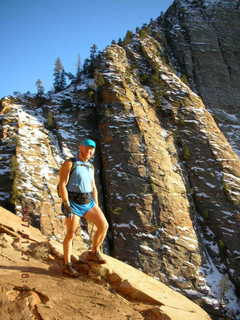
[79,252,212,320]
[1,206,211,319]
[0,206,44,243]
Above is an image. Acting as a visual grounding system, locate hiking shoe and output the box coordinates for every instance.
[62,263,80,277]
[86,251,106,264]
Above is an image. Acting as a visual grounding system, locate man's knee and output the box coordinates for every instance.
[65,229,76,239]
[98,219,108,233]
[103,220,109,232]
[86,206,109,232]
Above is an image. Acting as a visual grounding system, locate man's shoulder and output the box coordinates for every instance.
[63,157,77,165]
[67,157,77,163]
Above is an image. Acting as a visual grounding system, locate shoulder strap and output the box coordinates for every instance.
[85,162,94,170]
[57,158,78,197]
[89,163,94,169]
[69,157,77,174]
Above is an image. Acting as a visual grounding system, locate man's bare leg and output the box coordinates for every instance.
[84,205,108,254]
[63,214,80,264]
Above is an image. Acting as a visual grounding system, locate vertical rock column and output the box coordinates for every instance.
[96,45,202,289]
[0,98,19,211]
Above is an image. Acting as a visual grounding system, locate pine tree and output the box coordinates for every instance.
[139,27,149,39]
[88,44,99,76]
[90,44,98,61]
[53,57,66,92]
[123,30,133,45]
[157,12,164,24]
[35,79,44,96]
[60,69,66,89]
[76,55,82,81]
[83,58,91,75]
[117,38,123,46]
[82,45,102,77]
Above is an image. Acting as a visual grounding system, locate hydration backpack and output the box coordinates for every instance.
[57,158,77,197]
[57,158,93,197]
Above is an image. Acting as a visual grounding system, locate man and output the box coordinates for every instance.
[58,138,109,277]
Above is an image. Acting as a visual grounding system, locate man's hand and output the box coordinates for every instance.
[61,201,73,218]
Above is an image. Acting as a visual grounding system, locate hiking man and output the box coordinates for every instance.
[58,138,109,277]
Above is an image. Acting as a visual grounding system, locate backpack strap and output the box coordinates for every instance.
[67,158,93,191]
[57,158,77,198]
[68,157,77,177]
[70,158,94,170]
[57,158,93,198]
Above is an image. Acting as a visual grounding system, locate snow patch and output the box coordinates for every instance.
[140,245,154,252]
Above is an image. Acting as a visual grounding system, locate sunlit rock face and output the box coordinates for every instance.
[0,0,240,318]
[0,91,99,251]
[0,206,212,320]
[96,37,240,318]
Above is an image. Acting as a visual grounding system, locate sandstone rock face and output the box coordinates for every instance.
[0,1,240,319]
[96,40,240,318]
[0,206,211,320]
[0,94,99,255]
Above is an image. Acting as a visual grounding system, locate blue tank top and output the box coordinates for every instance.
[67,160,94,193]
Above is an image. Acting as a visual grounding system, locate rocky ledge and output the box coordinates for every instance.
[0,206,211,320]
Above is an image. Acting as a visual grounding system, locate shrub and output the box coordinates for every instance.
[183,144,191,160]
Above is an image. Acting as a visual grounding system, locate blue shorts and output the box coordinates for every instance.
[70,199,95,217]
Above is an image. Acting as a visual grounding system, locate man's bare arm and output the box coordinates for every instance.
[59,160,73,205]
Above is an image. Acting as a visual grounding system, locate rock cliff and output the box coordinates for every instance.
[163,0,240,155]
[0,0,240,319]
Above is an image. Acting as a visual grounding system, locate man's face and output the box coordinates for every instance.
[79,145,95,161]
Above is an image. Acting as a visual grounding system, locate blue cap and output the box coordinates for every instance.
[81,139,96,148]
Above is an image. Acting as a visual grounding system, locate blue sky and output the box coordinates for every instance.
[1,0,174,98]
